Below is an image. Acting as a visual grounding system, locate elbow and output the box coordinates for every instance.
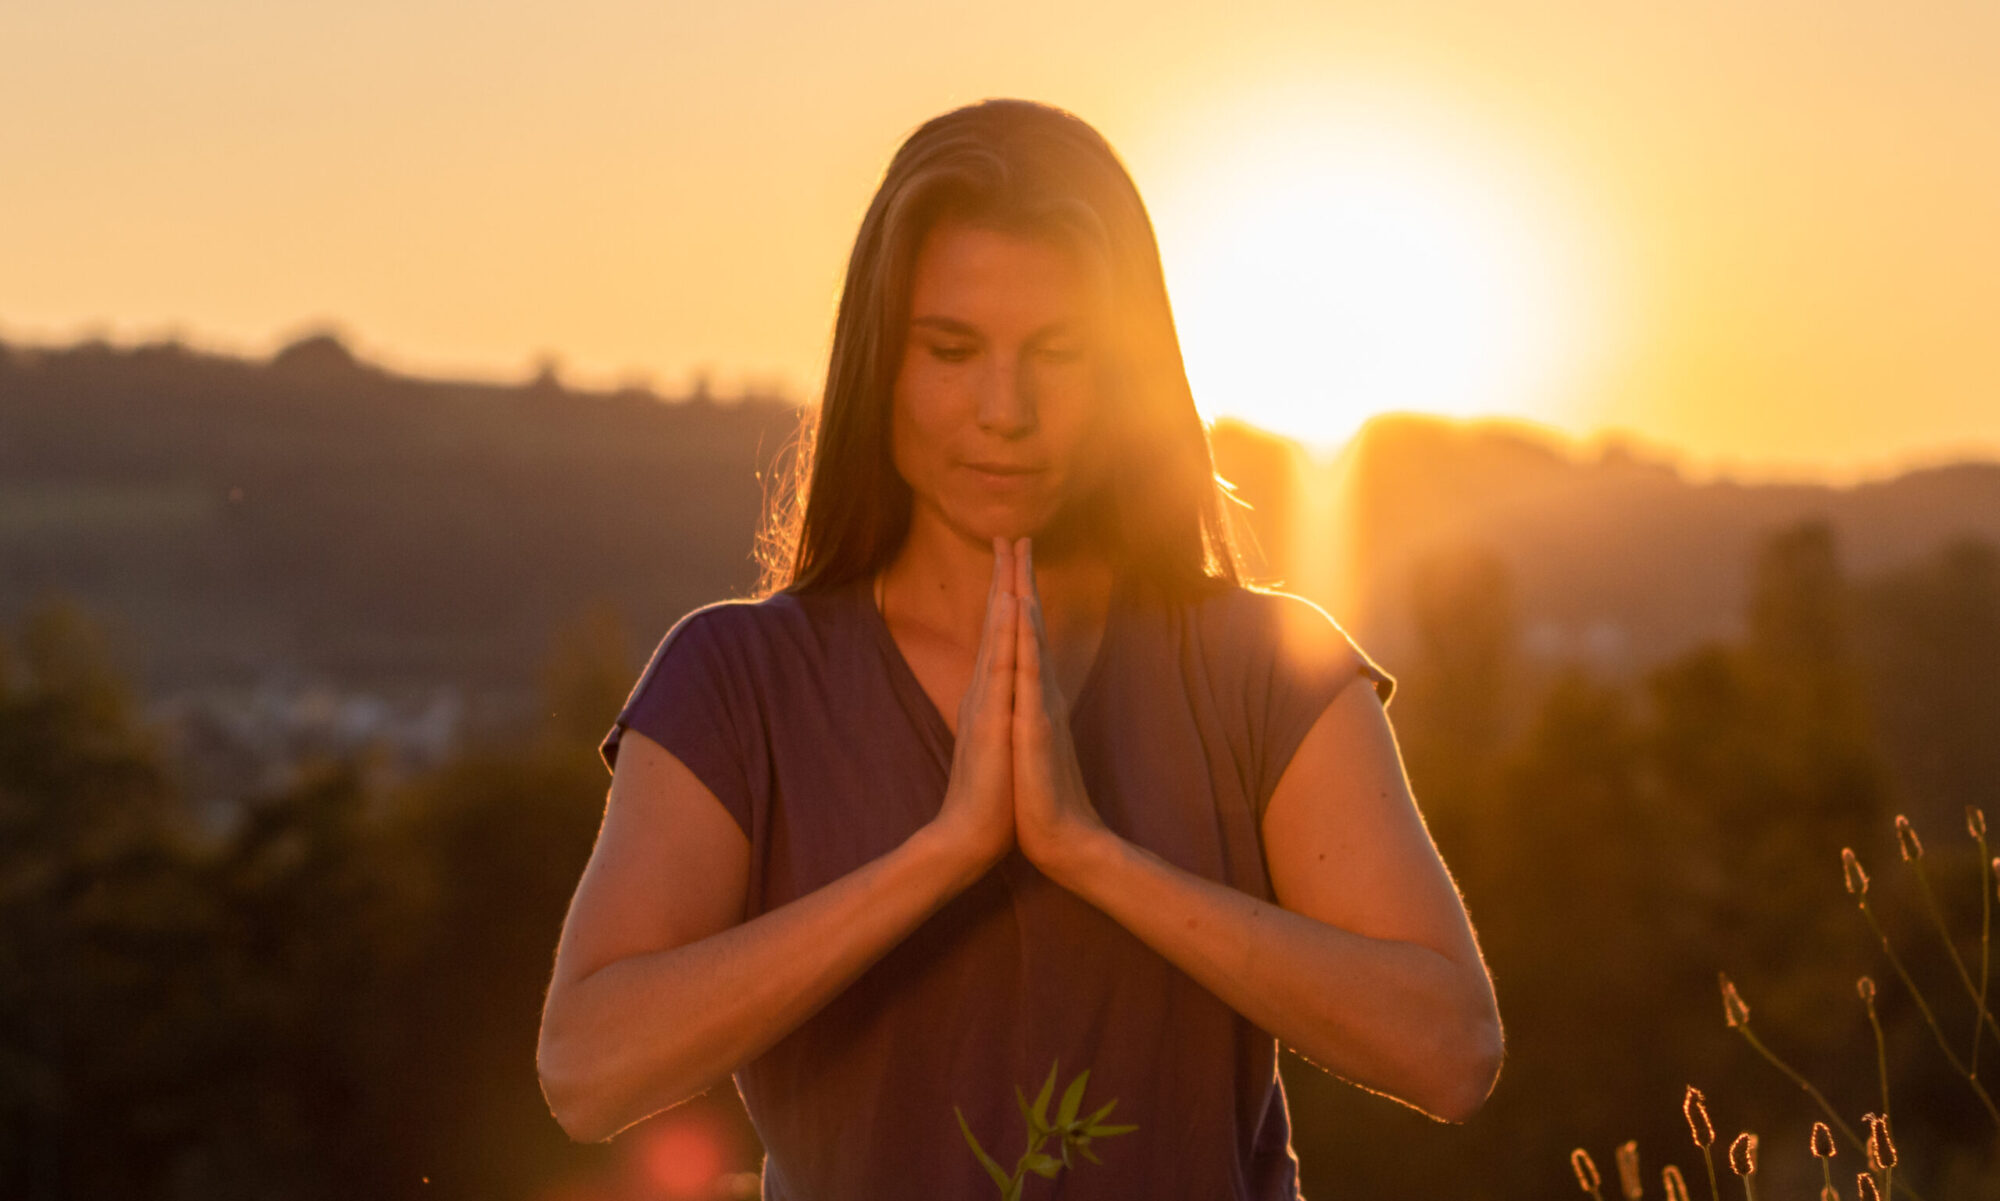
[1428,1007,1504,1125]
[538,1023,611,1145]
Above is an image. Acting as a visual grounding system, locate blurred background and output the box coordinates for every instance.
[4,1,1999,1198]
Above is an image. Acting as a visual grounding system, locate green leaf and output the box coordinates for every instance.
[1027,1152,1064,1179]
[1057,1069,1090,1127]
[1089,1121,1139,1137]
[1030,1059,1058,1129]
[1079,1098,1118,1128]
[955,1105,1014,1194]
[1075,1142,1104,1166]
[1014,1084,1045,1137]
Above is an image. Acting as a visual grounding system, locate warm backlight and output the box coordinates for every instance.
[1152,105,1602,452]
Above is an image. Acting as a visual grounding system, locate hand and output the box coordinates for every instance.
[1010,537,1115,876]
[929,537,1020,875]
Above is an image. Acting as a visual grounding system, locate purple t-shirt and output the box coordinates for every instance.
[600,569,1395,1200]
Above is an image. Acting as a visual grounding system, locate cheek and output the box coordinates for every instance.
[889,366,957,487]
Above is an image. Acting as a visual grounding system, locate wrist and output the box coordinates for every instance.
[1036,821,1125,897]
[909,820,1006,891]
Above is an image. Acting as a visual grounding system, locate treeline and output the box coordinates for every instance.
[1289,518,2000,1199]
[0,597,756,1200]
[4,519,1999,1199]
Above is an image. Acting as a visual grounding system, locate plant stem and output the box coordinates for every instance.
[1699,1145,1721,1201]
[1859,896,2000,1130]
[1731,1023,1865,1156]
[1863,1002,1891,1148]
[1907,857,2000,1049]
[1729,1024,1926,1201]
[1974,829,1993,1076]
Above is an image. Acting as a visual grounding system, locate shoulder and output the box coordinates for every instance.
[1176,580,1396,707]
[653,587,827,658]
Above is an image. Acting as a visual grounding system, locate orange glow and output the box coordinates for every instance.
[4,3,1998,480]
[636,1116,729,1198]
[1147,84,1620,453]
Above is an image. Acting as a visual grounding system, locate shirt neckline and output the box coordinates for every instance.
[859,567,1122,762]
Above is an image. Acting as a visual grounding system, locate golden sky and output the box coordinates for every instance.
[3,1,1996,484]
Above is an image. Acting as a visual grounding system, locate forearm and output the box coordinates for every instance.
[1046,832,1501,1122]
[540,825,988,1142]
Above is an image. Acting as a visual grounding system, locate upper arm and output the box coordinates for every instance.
[548,726,751,996]
[1259,680,1484,974]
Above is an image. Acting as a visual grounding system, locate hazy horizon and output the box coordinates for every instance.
[6,1,1997,486]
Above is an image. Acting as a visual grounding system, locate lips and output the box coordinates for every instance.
[962,460,1042,475]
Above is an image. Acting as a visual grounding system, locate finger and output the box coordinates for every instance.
[989,582,1017,714]
[1014,593,1043,721]
[967,540,998,684]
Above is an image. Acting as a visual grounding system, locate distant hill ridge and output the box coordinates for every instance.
[3,329,1995,706]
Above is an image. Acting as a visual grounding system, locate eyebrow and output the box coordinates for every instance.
[908,316,1084,341]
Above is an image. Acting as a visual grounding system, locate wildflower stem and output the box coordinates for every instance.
[1859,896,2000,1129]
[1863,1003,1891,1162]
[1729,1022,1866,1157]
[1699,1145,1720,1201]
[1906,857,2000,1049]
[1974,828,1993,1076]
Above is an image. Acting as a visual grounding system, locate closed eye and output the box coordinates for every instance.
[928,344,975,363]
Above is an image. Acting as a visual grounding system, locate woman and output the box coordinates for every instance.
[536,98,1502,1199]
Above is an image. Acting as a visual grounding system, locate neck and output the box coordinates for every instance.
[878,517,1114,655]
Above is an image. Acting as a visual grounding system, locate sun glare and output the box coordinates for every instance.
[1149,101,1606,453]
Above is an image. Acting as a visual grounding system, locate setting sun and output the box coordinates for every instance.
[1150,101,1611,452]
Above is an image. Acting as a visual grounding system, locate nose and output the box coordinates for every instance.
[974,356,1037,437]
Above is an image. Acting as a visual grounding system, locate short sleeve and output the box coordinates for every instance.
[599,605,758,840]
[1250,592,1396,818]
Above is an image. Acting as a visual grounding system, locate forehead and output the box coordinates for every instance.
[905,218,1105,327]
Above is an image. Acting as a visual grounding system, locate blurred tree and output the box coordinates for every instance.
[0,596,208,1198]
[1852,535,2000,834]
[1391,542,1520,883]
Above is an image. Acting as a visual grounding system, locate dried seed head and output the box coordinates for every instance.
[1812,1121,1836,1159]
[1863,1113,1897,1170]
[1971,806,1989,840]
[1857,1171,1882,1201]
[1729,1132,1758,1177]
[1662,1164,1690,1201]
[1572,1148,1602,1194]
[1857,976,1876,1005]
[1615,1140,1642,1200]
[1895,815,1924,860]
[1843,848,1870,895]
[1719,973,1751,1028]
[1682,1086,1714,1149]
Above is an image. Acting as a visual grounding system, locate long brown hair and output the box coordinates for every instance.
[754,97,1243,599]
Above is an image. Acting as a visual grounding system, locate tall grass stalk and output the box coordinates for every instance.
[1615,1139,1643,1201]
[1969,808,1992,1076]
[1662,1163,1691,1201]
[1718,974,1866,1158]
[1863,1111,1898,1201]
[1682,1086,1721,1201]
[1812,1122,1838,1200]
[1859,977,1891,1129]
[1573,1147,1606,1200]
[1847,848,2000,1128]
[1728,1132,1758,1201]
[1894,816,2000,1052]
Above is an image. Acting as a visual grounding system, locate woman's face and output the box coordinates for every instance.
[889,216,1112,551]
